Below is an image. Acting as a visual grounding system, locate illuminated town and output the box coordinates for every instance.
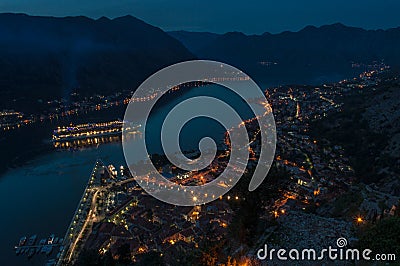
[10,63,397,265]
[1,1,400,264]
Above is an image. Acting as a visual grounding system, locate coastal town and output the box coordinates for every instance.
[2,3,400,266]
[0,81,211,132]
[10,62,393,265]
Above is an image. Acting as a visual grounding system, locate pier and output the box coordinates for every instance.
[56,159,105,265]
[54,159,137,265]
[14,233,64,262]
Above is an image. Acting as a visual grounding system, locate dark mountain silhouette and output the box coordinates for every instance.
[2,14,400,113]
[169,23,400,86]
[0,13,194,111]
[168,31,219,54]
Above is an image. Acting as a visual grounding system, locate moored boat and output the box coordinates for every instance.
[47,234,55,244]
[45,245,53,256]
[27,235,37,246]
[18,236,27,246]
[27,248,35,258]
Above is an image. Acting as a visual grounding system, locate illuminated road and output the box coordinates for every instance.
[61,174,136,265]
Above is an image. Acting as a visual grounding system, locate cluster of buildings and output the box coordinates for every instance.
[0,109,32,130]
[82,181,233,264]
[249,63,399,255]
[66,62,400,264]
[268,84,356,211]
[2,81,211,133]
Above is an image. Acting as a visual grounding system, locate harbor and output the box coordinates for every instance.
[56,159,103,265]
[2,84,236,266]
[11,159,122,266]
[0,139,126,266]
[56,158,137,265]
[15,234,64,265]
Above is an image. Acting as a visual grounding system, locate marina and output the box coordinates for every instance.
[2,84,243,266]
[0,140,126,266]
[14,234,64,261]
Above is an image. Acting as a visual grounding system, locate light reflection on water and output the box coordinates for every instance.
[0,83,256,265]
[0,141,126,266]
[52,132,142,150]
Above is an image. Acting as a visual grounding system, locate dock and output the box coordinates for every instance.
[55,159,136,265]
[56,159,105,265]
[14,234,64,260]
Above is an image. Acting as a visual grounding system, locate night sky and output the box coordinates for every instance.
[1,0,399,34]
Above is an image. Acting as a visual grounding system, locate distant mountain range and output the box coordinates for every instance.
[169,24,400,85]
[0,13,194,111]
[1,13,400,112]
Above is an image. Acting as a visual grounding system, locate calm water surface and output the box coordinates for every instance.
[0,84,256,265]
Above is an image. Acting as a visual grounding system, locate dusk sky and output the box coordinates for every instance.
[1,0,400,34]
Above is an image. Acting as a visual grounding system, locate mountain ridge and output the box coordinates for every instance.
[0,13,195,112]
[169,23,400,86]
